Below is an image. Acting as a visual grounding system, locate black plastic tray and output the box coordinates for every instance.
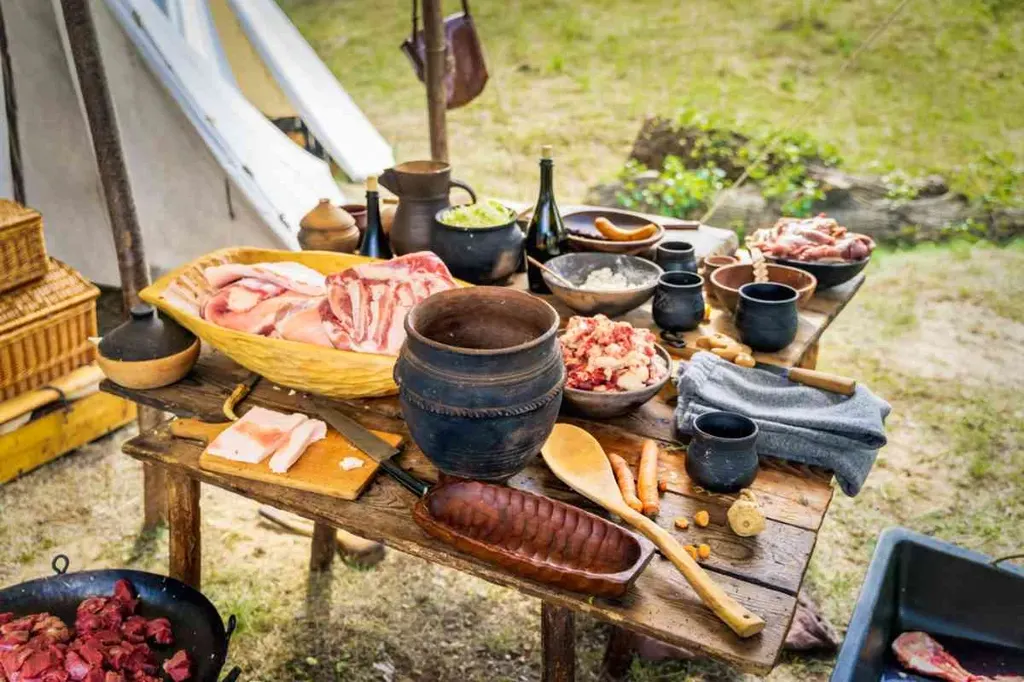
[830,527,1024,681]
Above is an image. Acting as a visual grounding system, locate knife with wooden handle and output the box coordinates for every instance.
[666,345,856,395]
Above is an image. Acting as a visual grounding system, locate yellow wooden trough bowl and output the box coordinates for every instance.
[141,247,413,398]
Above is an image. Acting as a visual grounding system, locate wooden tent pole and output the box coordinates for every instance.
[59,0,167,530]
[422,0,448,162]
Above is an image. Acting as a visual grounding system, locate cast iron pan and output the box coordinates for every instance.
[0,555,241,682]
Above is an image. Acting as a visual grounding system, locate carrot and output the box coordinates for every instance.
[658,477,669,493]
[638,439,660,517]
[608,453,643,512]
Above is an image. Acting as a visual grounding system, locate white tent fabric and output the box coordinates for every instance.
[0,55,11,199]
[226,0,394,181]
[0,0,345,284]
[164,0,236,87]
[104,0,343,240]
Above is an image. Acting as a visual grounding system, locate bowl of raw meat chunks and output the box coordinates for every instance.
[749,214,875,290]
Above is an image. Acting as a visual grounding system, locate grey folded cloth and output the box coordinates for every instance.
[675,352,891,496]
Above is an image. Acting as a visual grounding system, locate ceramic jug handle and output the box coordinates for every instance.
[449,178,477,204]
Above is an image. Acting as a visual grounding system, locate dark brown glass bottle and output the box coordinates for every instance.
[359,175,392,259]
[525,145,568,293]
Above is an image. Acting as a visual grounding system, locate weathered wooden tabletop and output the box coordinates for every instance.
[106,266,863,675]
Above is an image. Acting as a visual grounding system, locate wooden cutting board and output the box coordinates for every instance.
[171,418,403,501]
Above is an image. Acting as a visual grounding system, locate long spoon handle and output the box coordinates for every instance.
[619,505,766,638]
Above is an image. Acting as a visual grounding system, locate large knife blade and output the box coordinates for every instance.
[310,398,429,497]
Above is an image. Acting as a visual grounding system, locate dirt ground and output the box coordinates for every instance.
[2,242,1021,681]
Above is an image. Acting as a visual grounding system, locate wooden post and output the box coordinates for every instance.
[167,472,201,588]
[599,627,637,681]
[541,603,575,682]
[422,0,448,162]
[59,0,167,529]
[306,522,335,623]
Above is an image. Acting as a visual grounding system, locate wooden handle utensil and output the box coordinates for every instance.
[785,367,857,396]
[541,424,765,638]
[525,255,575,289]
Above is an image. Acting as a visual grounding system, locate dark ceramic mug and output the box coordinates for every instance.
[653,271,705,332]
[655,241,698,273]
[735,282,799,352]
[685,411,760,493]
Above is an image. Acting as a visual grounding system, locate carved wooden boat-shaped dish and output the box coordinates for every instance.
[413,480,655,597]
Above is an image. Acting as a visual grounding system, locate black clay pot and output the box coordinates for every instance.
[653,271,705,332]
[431,205,525,284]
[685,411,760,493]
[394,287,564,481]
[655,241,698,273]
[735,282,799,352]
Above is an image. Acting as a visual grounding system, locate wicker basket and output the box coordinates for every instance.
[0,259,99,400]
[0,200,49,294]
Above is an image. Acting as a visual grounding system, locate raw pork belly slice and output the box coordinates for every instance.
[272,299,334,347]
[268,418,327,473]
[201,279,318,335]
[891,631,1024,682]
[206,407,308,464]
[324,252,457,355]
[203,262,326,295]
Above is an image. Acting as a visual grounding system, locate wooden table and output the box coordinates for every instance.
[104,271,863,679]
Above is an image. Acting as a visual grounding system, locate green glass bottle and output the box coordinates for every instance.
[525,145,569,293]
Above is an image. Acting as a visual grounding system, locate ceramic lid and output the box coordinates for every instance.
[300,199,356,231]
[98,304,197,362]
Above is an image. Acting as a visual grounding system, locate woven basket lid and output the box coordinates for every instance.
[0,199,41,232]
[0,259,98,336]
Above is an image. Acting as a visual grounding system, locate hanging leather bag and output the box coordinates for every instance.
[400,0,488,109]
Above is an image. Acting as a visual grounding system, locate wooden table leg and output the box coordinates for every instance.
[138,406,167,530]
[306,522,335,621]
[167,471,201,589]
[599,626,636,682]
[541,603,575,682]
[797,340,819,370]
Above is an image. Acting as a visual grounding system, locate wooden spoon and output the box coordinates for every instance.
[541,424,766,638]
[526,255,576,289]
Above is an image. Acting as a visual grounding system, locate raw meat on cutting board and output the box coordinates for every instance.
[205,407,309,464]
[268,418,328,473]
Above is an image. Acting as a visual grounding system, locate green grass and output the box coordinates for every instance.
[280,0,1023,203]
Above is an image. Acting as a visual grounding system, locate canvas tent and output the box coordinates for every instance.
[0,0,393,286]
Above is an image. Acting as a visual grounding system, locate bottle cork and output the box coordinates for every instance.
[366,175,378,191]
[541,145,552,160]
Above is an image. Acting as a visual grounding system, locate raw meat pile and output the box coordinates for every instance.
[560,315,667,392]
[206,406,327,473]
[0,580,192,682]
[892,632,1024,682]
[168,252,457,356]
[749,214,875,262]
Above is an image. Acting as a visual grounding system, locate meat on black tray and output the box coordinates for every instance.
[0,579,192,682]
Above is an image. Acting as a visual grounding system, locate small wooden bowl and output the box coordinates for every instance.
[414,479,655,597]
[709,263,816,312]
[98,339,200,389]
[563,208,665,256]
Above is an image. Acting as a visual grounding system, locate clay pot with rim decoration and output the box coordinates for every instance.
[394,287,564,481]
[298,199,360,253]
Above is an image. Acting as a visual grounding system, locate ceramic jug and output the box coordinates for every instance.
[378,160,477,255]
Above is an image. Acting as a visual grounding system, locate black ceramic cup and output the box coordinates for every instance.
[685,411,760,493]
[735,282,799,352]
[653,271,705,332]
[655,241,698,273]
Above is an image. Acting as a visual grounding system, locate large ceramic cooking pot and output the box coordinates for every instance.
[394,287,564,481]
[431,204,524,284]
[378,160,477,255]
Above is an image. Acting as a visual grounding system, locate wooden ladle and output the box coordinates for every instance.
[541,424,766,638]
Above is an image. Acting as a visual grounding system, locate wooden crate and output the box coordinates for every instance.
[0,200,48,294]
[0,259,99,400]
[0,392,136,485]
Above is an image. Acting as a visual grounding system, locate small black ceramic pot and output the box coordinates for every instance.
[685,411,760,493]
[653,271,705,332]
[655,241,698,273]
[735,282,799,352]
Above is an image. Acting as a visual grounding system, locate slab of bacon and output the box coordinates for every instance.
[205,406,326,473]
[892,632,1024,682]
[749,214,875,262]
[0,580,191,682]
[188,252,456,356]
